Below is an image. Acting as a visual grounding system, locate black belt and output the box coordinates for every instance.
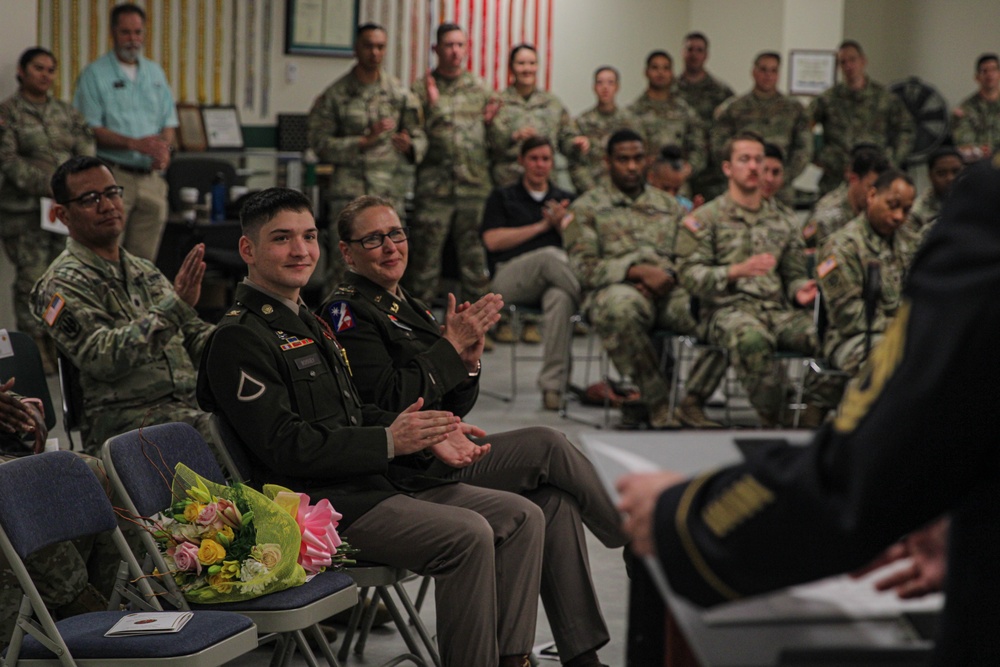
[107,161,152,175]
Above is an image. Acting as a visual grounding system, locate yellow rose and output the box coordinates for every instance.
[182,502,205,523]
[208,573,234,594]
[197,538,226,566]
[216,525,235,544]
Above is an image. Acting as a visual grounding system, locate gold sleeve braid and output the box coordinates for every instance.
[675,470,742,601]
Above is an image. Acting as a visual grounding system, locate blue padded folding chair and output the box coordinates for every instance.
[101,423,360,667]
[209,415,435,667]
[0,450,257,666]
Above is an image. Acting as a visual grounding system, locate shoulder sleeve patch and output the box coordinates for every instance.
[327,301,357,333]
[816,255,838,279]
[42,293,66,327]
[682,215,703,234]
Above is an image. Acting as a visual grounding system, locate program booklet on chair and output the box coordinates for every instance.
[104,611,194,636]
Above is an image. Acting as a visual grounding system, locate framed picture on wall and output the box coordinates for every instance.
[201,106,244,150]
[176,104,207,152]
[285,0,360,56]
[789,50,838,96]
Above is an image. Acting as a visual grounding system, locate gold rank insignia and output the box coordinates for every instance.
[225,309,242,317]
[262,304,274,315]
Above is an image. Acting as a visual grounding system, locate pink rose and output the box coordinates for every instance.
[170,541,202,574]
[196,502,219,526]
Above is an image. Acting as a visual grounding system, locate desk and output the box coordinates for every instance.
[581,431,938,667]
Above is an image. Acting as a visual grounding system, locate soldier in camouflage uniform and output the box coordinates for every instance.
[952,54,1000,161]
[488,44,586,188]
[802,145,889,249]
[677,131,823,426]
[0,48,94,372]
[676,32,734,201]
[570,66,638,194]
[404,24,495,304]
[629,51,708,188]
[713,52,811,205]
[809,41,915,195]
[30,157,214,455]
[307,23,427,290]
[565,130,697,428]
[813,171,915,414]
[899,147,962,262]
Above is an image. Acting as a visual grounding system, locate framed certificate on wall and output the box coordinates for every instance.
[789,50,838,96]
[285,0,360,56]
[201,106,244,150]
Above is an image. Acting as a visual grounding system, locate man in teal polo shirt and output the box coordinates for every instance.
[73,2,177,262]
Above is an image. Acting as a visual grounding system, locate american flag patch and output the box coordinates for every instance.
[43,293,65,327]
[816,255,838,278]
[280,337,315,351]
[802,221,817,239]
[327,301,356,332]
[682,216,702,234]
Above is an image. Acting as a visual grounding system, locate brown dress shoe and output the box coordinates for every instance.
[796,403,829,429]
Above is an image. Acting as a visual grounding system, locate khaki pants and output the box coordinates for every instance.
[491,246,581,392]
[343,483,544,667]
[111,166,168,263]
[431,426,626,661]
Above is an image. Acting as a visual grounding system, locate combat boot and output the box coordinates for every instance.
[494,323,516,343]
[648,401,682,429]
[520,323,542,344]
[675,395,723,429]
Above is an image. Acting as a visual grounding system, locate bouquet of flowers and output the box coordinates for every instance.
[147,463,355,604]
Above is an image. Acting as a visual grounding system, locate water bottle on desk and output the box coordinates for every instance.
[210,172,227,222]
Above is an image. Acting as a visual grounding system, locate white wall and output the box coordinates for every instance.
[1,1,998,128]
[845,0,1000,109]
[551,0,688,115]
[688,0,786,96]
[0,2,38,102]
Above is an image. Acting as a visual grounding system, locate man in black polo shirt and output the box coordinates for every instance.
[480,136,581,410]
